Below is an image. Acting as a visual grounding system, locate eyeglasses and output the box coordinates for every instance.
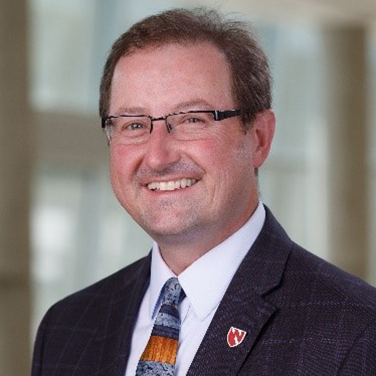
[101,109,240,144]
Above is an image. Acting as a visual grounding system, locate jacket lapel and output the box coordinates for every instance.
[93,253,151,376]
[187,208,292,376]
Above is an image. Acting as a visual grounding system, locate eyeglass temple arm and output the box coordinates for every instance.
[213,109,241,121]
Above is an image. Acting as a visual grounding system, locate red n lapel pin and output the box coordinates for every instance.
[227,326,247,347]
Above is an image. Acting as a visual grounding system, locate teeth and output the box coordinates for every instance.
[147,178,197,191]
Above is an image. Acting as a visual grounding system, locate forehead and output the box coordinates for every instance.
[109,42,235,114]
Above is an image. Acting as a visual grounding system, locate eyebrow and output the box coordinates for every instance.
[171,99,214,112]
[113,99,216,116]
[113,106,147,115]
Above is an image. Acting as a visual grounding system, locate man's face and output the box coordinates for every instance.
[109,42,273,248]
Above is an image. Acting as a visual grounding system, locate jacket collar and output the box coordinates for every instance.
[187,206,293,376]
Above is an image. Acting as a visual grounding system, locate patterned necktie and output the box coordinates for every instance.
[136,277,183,376]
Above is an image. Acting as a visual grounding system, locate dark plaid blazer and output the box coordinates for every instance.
[32,208,376,375]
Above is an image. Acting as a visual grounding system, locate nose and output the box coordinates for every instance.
[142,119,181,171]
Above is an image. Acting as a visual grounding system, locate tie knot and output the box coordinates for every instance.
[162,277,182,307]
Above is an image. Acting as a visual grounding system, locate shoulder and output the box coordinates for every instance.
[261,207,376,319]
[286,243,376,314]
[32,255,151,375]
[274,242,376,353]
[253,212,376,373]
[276,244,376,372]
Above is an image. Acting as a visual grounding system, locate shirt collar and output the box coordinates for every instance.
[149,202,265,321]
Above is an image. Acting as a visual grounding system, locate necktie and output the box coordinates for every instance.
[136,277,183,376]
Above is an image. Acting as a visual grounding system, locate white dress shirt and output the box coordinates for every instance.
[125,203,265,376]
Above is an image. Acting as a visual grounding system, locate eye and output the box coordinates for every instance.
[119,117,149,133]
[176,114,211,126]
[127,122,145,130]
[185,116,205,124]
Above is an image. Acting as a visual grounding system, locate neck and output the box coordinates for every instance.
[158,239,217,275]
[155,205,259,274]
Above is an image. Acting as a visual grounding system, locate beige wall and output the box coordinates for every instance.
[324,27,369,277]
[0,0,32,374]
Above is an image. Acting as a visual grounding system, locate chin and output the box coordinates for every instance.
[146,224,190,238]
[142,218,202,241]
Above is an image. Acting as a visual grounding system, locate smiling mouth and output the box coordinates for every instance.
[147,178,197,191]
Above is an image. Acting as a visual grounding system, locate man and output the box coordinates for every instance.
[32,8,376,376]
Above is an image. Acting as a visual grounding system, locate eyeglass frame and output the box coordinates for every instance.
[101,109,241,139]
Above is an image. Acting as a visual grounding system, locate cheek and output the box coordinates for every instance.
[191,137,253,196]
[219,140,255,190]
[109,146,133,192]
[231,142,253,166]
[190,133,233,160]
[205,132,254,170]
[110,148,123,179]
[110,144,138,176]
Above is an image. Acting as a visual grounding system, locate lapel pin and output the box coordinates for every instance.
[227,326,247,348]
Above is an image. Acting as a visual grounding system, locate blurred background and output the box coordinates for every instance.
[1,0,376,374]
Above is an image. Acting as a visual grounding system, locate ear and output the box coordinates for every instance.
[250,109,275,168]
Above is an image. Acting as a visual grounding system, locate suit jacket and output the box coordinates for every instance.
[32,208,376,375]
